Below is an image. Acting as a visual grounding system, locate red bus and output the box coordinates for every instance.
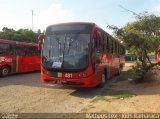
[38,22,125,88]
[0,39,41,77]
[155,48,160,63]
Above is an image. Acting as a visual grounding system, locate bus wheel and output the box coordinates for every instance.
[97,71,106,88]
[0,66,10,77]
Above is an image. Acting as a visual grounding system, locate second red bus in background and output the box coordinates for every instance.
[0,39,41,77]
[155,46,160,63]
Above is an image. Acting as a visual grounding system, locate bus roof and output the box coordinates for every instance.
[0,39,38,47]
[0,39,13,44]
[47,22,95,28]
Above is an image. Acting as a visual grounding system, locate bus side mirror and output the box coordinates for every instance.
[38,34,45,51]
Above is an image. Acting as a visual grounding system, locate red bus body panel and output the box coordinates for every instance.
[156,53,160,62]
[17,56,40,72]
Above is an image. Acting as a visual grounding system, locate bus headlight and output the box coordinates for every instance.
[78,73,87,78]
[43,69,51,76]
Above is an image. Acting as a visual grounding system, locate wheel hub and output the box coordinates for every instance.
[2,68,9,76]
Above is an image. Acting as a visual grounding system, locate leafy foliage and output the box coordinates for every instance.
[108,12,160,81]
[0,27,41,43]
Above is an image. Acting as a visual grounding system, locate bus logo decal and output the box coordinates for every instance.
[0,57,12,63]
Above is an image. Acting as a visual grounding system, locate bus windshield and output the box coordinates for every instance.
[42,33,90,71]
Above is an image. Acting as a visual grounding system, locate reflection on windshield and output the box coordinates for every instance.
[42,33,90,71]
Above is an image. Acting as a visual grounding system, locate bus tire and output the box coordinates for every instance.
[97,71,106,88]
[0,66,10,77]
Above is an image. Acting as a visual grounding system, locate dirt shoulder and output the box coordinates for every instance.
[0,62,159,113]
[0,72,114,113]
[80,63,160,113]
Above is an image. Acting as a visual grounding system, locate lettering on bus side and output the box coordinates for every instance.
[0,57,12,63]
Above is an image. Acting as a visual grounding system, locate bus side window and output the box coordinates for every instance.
[23,46,28,56]
[116,42,119,54]
[91,33,100,70]
[22,46,27,56]
[104,35,107,52]
[9,45,13,55]
[115,42,117,54]
[0,43,12,55]
[91,34,96,72]
[32,46,37,56]
[95,36,99,52]
[104,35,109,53]
[28,47,32,56]
[16,45,20,56]
[32,46,39,56]
[112,41,115,53]
[96,33,103,54]
[31,47,35,55]
[101,33,105,52]
[109,38,113,53]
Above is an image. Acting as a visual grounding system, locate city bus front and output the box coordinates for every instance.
[41,23,96,87]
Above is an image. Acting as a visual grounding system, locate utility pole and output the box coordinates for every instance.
[32,10,34,31]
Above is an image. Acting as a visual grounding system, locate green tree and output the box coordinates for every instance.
[108,12,160,81]
[0,27,40,43]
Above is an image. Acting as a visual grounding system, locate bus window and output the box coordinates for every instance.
[0,43,13,55]
[32,46,39,56]
[110,39,113,53]
[16,45,26,56]
[104,35,109,52]
[24,46,37,56]
[115,42,118,54]
[98,30,104,52]
[114,42,117,54]
[108,38,112,53]
[95,35,100,53]
[28,46,36,56]
[23,46,28,56]
[112,41,116,53]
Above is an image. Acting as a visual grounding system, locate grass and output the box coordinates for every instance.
[125,61,136,63]
[111,90,135,99]
[91,89,135,103]
[117,69,135,82]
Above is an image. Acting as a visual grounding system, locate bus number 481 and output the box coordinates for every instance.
[65,73,72,78]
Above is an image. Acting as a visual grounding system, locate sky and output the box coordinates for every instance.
[0,0,160,33]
